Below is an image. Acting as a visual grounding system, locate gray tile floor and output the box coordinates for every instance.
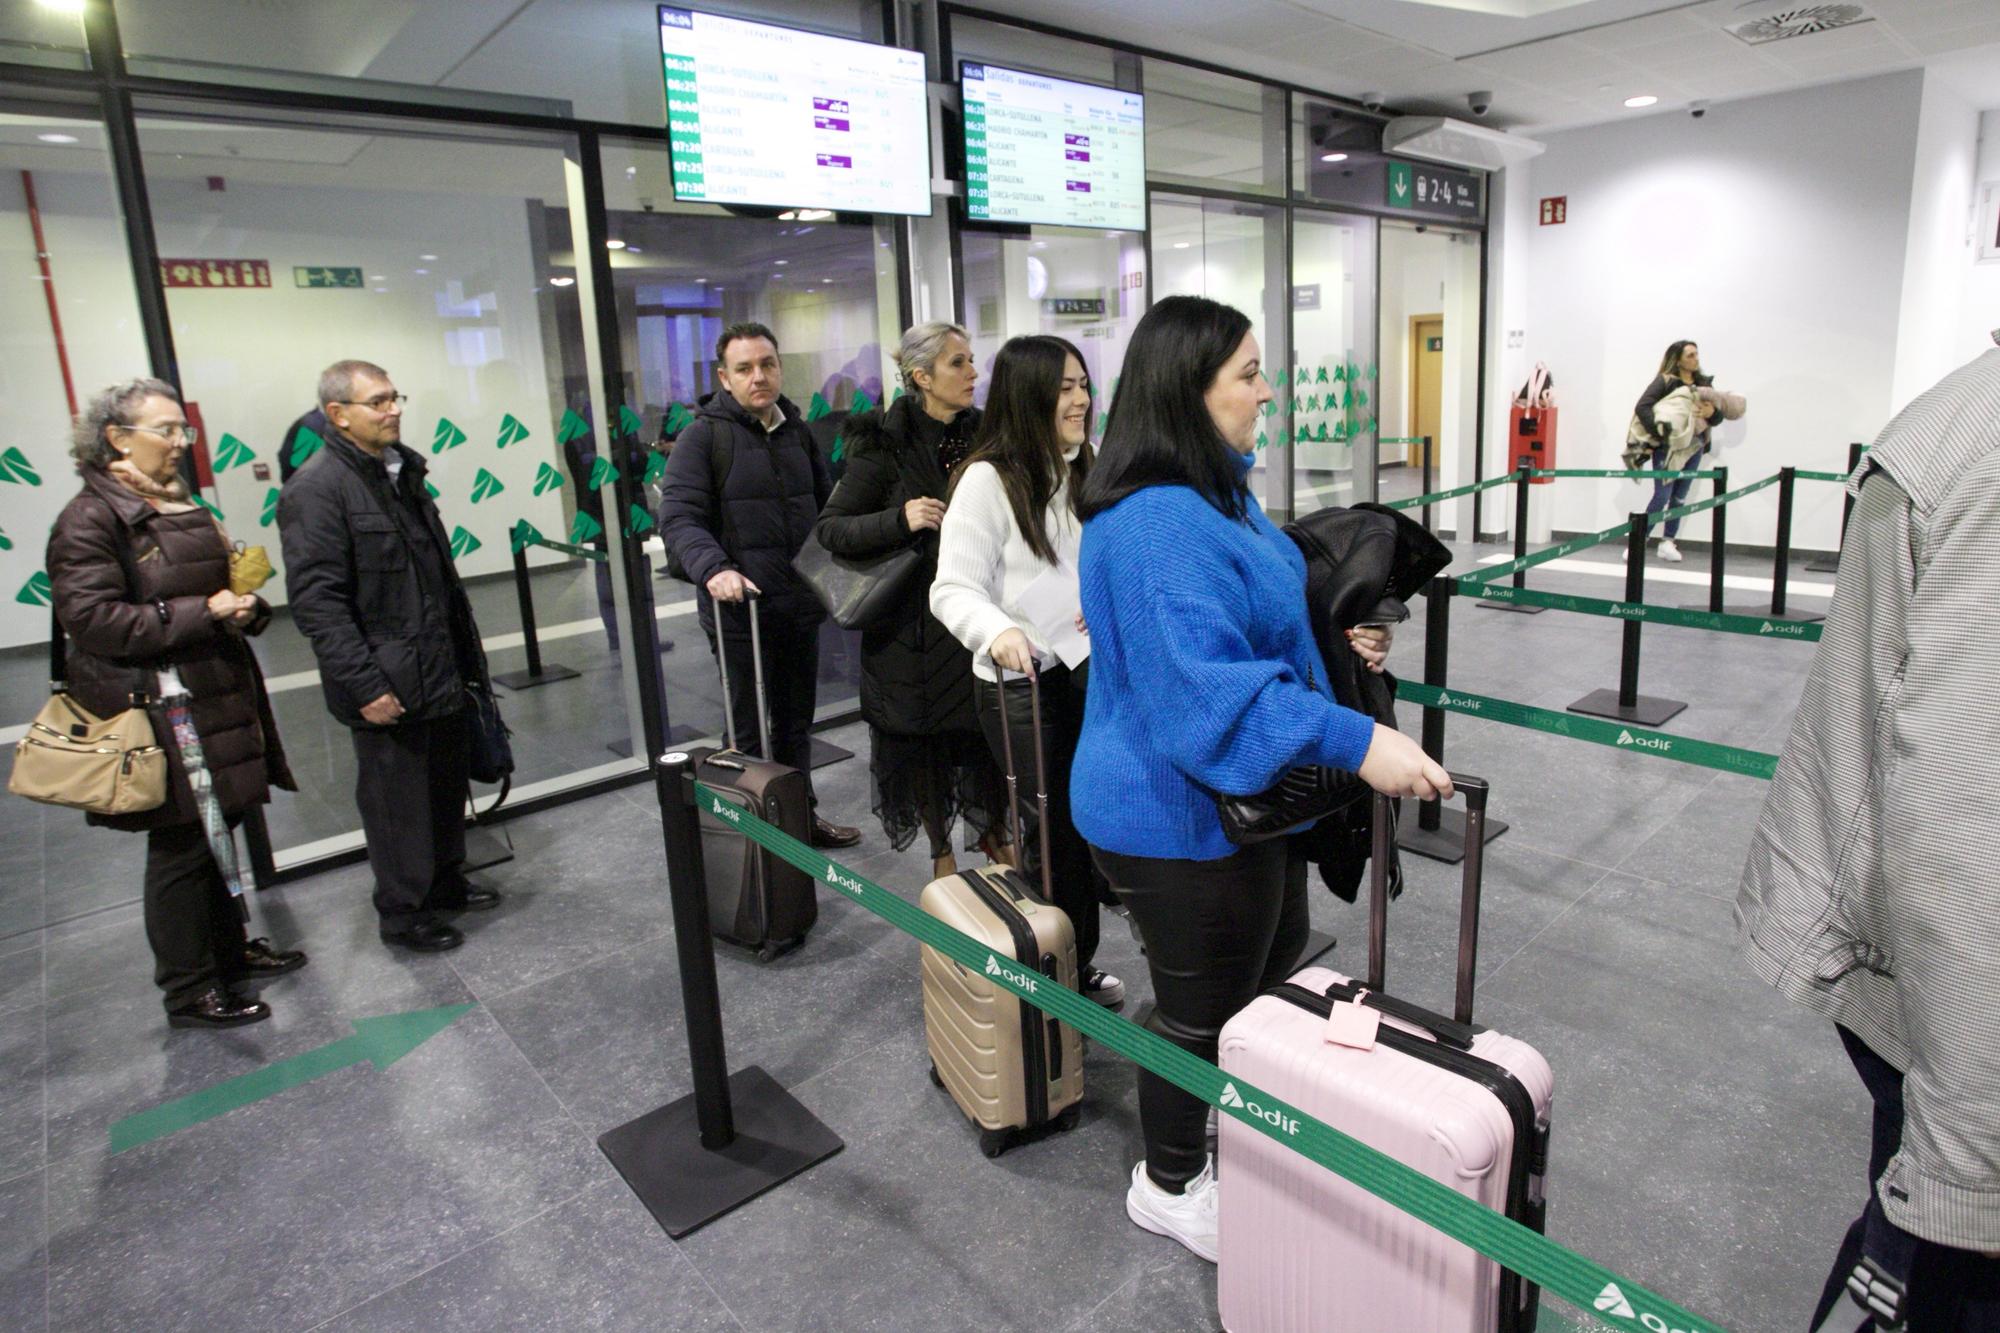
[0,534,1869,1332]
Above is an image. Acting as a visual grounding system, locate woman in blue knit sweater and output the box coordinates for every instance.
[1073,295,1451,1262]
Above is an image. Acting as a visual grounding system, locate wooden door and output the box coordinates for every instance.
[1410,316,1443,467]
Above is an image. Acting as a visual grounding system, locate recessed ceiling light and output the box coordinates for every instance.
[605,238,627,250]
[625,245,643,253]
[1623,95,1658,108]
[821,277,833,284]
[695,277,707,284]
[369,274,385,281]
[419,253,438,261]
[37,0,86,13]
[549,275,575,287]
[372,286,387,293]
[1173,242,1191,249]
[36,133,78,144]
[413,268,429,275]
[773,259,788,265]
[1320,152,1348,163]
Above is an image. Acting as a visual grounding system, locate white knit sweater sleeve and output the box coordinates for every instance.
[930,462,1027,665]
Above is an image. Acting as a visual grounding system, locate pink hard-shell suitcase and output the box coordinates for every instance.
[1217,777,1554,1333]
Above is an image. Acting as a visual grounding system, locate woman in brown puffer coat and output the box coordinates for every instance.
[45,378,303,1029]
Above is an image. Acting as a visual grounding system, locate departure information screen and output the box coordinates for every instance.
[658,7,931,216]
[961,63,1145,231]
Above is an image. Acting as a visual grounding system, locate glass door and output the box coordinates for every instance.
[1289,207,1378,518]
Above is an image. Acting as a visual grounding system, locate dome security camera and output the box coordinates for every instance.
[1361,91,1386,112]
[1690,100,1709,119]
[1467,91,1493,117]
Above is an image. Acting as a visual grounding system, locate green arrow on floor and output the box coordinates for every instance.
[496,414,531,449]
[108,1003,475,1154]
[289,427,324,470]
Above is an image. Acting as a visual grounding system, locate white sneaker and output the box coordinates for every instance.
[1082,968,1125,1008]
[1656,538,1683,563]
[1126,1158,1220,1263]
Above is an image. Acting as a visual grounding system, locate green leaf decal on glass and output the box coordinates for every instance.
[1255,431,1268,451]
[556,409,591,445]
[1316,422,1331,442]
[289,426,324,469]
[1262,400,1276,418]
[642,451,668,486]
[1366,364,1378,381]
[431,418,467,454]
[664,402,695,436]
[805,392,831,422]
[1096,412,1109,435]
[569,511,604,544]
[851,390,876,414]
[259,487,280,528]
[424,479,440,500]
[831,435,846,464]
[0,446,44,487]
[510,519,544,553]
[469,468,504,504]
[1275,370,1289,389]
[625,503,655,537]
[1357,389,1369,408]
[496,414,530,448]
[447,526,482,559]
[1343,387,1356,410]
[618,404,644,437]
[16,570,51,606]
[0,524,10,551]
[1316,366,1330,384]
[195,495,224,521]
[587,456,619,490]
[213,433,256,472]
[1332,365,1346,383]
[532,461,565,496]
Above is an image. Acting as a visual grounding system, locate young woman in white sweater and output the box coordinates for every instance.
[931,335,1122,1008]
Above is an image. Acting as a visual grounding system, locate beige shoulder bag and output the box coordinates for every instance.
[8,607,168,816]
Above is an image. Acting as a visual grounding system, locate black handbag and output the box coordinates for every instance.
[791,526,925,631]
[1215,764,1368,845]
[464,682,514,785]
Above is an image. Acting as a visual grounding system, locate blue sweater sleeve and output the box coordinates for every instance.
[1094,501,1376,794]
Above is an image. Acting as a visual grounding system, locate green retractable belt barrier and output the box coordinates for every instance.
[1527,469,1720,482]
[1792,470,1850,484]
[1457,515,1637,587]
[1396,683,1779,780]
[1382,471,1522,512]
[527,534,608,562]
[693,781,1732,1333]
[1466,583,1823,641]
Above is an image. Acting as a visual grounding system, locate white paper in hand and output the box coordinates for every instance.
[1013,559,1090,668]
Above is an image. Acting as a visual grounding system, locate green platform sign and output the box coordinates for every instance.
[294,266,364,289]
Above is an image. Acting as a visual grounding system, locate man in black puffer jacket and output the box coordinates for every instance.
[657,322,859,848]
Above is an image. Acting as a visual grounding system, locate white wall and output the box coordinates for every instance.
[1960,110,2000,365]
[1480,161,1536,542]
[1519,70,1924,553]
[1891,74,1982,413]
[1378,227,1447,452]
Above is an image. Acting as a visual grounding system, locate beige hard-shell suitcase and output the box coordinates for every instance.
[919,668,1084,1157]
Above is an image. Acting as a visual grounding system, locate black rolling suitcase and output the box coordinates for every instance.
[687,595,816,959]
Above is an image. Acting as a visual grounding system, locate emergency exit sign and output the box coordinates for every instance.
[1539,196,1567,225]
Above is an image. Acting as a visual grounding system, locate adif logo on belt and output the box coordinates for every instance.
[1217,1081,1301,1136]
[822,863,863,899]
[984,956,1038,994]
[1592,1281,1700,1333]
[1616,729,1671,752]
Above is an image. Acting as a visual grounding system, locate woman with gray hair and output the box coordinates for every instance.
[816,322,1009,878]
[42,378,302,1028]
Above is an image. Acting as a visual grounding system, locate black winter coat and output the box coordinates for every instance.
[277,430,484,728]
[46,469,294,832]
[656,391,831,636]
[815,398,981,737]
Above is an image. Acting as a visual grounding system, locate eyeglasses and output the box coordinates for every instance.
[116,423,199,446]
[334,393,409,411]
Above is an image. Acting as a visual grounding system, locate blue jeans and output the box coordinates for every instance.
[1644,444,1702,538]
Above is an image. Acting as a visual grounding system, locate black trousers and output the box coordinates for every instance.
[1093,840,1309,1192]
[144,820,249,1010]
[710,611,820,803]
[1811,1026,2000,1332]
[975,664,1100,973]
[352,711,471,931]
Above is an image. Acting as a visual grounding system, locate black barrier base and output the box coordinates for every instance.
[1804,555,1840,574]
[1298,929,1339,967]
[492,663,581,690]
[808,736,854,768]
[464,825,514,873]
[1477,599,1545,615]
[1398,805,1509,864]
[598,1064,843,1240]
[1568,689,1688,727]
[1720,603,1827,625]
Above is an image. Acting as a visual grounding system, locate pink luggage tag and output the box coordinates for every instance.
[1324,989,1381,1050]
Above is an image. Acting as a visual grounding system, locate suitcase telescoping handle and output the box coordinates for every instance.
[1368,774,1489,1026]
[709,592,775,761]
[992,665,1055,907]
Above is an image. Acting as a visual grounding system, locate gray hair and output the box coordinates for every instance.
[317,359,390,409]
[893,321,969,403]
[70,377,179,472]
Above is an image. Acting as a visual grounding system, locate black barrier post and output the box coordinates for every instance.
[1398,577,1509,864]
[1723,464,1824,625]
[1420,435,1435,533]
[1679,465,1729,615]
[1479,453,1544,614]
[1568,512,1688,727]
[492,543,581,689]
[242,804,277,890]
[1806,442,1864,573]
[597,752,844,1237]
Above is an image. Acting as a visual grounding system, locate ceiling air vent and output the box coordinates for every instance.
[1725,3,1873,45]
